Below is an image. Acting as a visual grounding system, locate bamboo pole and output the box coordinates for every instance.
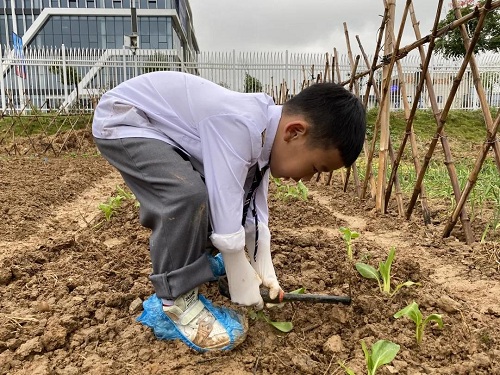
[356,34,390,201]
[384,0,444,221]
[443,111,500,237]
[369,0,411,212]
[333,48,346,187]
[360,6,389,200]
[349,55,362,198]
[406,0,492,220]
[340,0,500,86]
[406,2,473,241]
[452,0,500,172]
[376,0,397,212]
[357,33,405,215]
[343,23,360,97]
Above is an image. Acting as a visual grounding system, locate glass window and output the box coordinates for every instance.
[139,0,146,8]
[50,0,58,6]
[86,0,94,7]
[61,17,70,34]
[88,17,97,33]
[148,0,156,9]
[53,34,62,46]
[69,0,77,7]
[24,0,31,9]
[157,0,165,8]
[43,18,53,33]
[104,0,111,7]
[122,0,129,7]
[79,19,88,33]
[112,0,121,8]
[0,0,4,8]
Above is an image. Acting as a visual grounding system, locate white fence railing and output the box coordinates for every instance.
[1,45,500,112]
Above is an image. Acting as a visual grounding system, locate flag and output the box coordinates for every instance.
[12,32,26,79]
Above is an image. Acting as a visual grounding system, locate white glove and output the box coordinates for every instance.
[211,227,264,310]
[245,222,282,300]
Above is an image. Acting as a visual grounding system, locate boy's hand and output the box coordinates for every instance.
[221,250,265,310]
[245,223,282,301]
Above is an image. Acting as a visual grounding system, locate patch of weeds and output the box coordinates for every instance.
[97,185,136,222]
[272,177,309,201]
[355,247,418,296]
[394,301,443,345]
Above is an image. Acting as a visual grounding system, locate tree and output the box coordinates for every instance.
[143,52,174,73]
[435,0,500,59]
[49,65,82,108]
[244,73,263,93]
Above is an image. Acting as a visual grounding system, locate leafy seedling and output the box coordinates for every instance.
[249,310,293,333]
[339,339,400,375]
[355,247,418,296]
[394,301,443,344]
[272,177,309,201]
[339,226,359,261]
[249,287,305,332]
[97,185,137,221]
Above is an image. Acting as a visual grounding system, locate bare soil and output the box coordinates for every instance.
[1,139,499,375]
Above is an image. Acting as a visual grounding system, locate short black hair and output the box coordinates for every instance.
[282,82,366,167]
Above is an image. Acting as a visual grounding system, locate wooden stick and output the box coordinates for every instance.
[383,0,445,221]
[406,0,492,219]
[443,111,500,237]
[340,0,500,86]
[452,0,500,172]
[361,5,389,199]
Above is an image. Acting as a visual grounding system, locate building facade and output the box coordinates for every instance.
[0,0,198,55]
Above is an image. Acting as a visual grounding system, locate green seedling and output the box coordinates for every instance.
[339,339,400,375]
[339,227,359,261]
[249,287,305,333]
[272,177,309,201]
[98,185,136,221]
[355,247,418,296]
[394,301,443,345]
[249,310,293,333]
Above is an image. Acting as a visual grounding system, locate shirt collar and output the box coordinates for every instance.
[258,104,282,169]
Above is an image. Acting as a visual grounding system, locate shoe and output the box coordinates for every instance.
[137,289,248,352]
[208,252,226,278]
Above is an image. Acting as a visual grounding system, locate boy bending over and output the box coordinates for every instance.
[92,71,366,352]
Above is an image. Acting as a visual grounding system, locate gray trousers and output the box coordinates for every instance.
[94,137,216,299]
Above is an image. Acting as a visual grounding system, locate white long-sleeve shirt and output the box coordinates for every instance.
[92,71,282,246]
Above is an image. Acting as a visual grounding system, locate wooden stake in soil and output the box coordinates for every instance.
[406,0,492,223]
[452,0,500,172]
[443,111,500,237]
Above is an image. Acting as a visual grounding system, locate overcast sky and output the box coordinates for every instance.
[189,0,450,55]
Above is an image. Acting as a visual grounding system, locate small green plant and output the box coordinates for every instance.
[394,301,443,345]
[339,227,359,261]
[249,310,293,333]
[355,247,418,296]
[339,339,400,375]
[272,177,309,201]
[249,287,305,333]
[98,185,136,221]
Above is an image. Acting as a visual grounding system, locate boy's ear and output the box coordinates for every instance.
[283,120,308,142]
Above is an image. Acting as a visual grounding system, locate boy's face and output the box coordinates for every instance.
[270,118,344,182]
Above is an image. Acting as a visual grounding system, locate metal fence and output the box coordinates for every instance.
[1,44,500,112]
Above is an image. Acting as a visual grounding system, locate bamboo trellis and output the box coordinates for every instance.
[336,0,500,243]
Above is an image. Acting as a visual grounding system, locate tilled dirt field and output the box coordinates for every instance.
[0,144,499,375]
